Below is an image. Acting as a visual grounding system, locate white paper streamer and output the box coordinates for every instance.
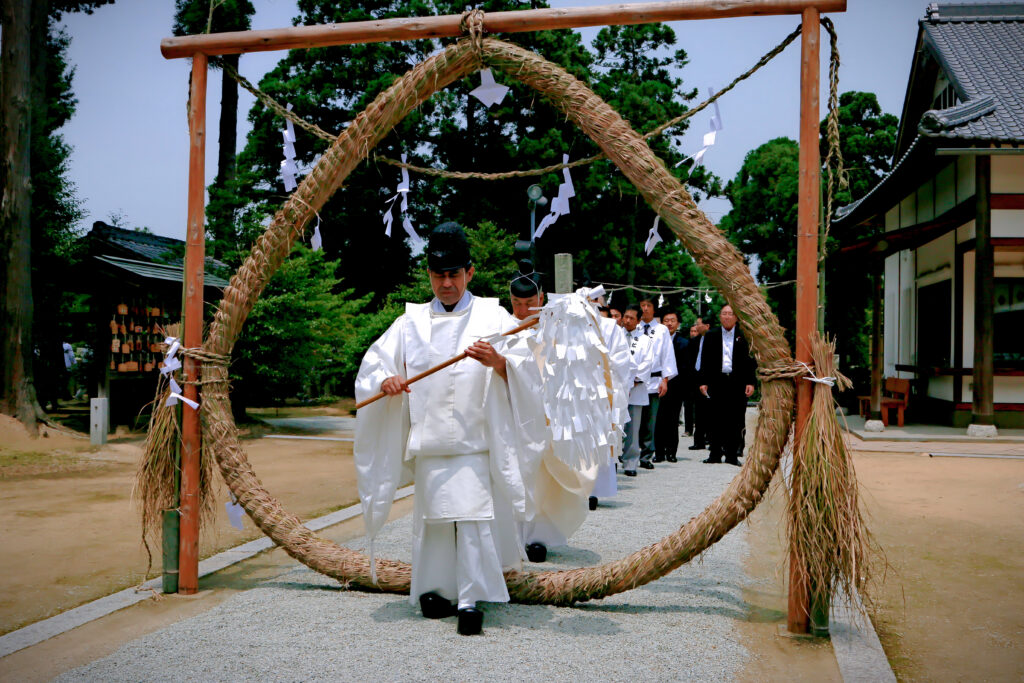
[534,154,575,240]
[382,153,425,248]
[644,215,663,255]
[676,87,724,170]
[166,392,199,410]
[158,335,199,410]
[470,68,510,108]
[280,104,298,192]
[225,497,245,530]
[524,287,615,472]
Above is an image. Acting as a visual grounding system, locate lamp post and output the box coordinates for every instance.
[527,183,547,241]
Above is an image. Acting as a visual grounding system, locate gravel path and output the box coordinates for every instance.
[58,431,753,682]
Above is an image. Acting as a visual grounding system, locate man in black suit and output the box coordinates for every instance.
[654,310,689,463]
[697,305,756,466]
[685,319,710,451]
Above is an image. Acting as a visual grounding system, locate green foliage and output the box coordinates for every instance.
[172,0,255,66]
[719,92,899,396]
[233,245,370,402]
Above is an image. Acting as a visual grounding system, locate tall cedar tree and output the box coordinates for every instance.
[1,0,110,434]
[173,0,255,260]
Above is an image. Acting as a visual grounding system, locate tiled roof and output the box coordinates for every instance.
[917,3,1024,142]
[94,255,230,289]
[834,4,1024,229]
[88,221,230,273]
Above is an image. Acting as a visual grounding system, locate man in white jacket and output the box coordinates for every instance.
[354,223,542,636]
[620,304,654,476]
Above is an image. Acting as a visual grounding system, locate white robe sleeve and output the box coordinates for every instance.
[491,313,545,522]
[354,315,412,583]
[659,328,678,380]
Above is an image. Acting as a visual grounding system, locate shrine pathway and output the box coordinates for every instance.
[54,438,755,681]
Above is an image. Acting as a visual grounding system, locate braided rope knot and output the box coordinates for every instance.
[460,9,486,66]
[757,357,850,391]
[183,347,231,366]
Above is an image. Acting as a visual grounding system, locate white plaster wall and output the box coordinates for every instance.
[917,177,935,222]
[884,253,899,376]
[917,231,954,276]
[929,376,955,401]
[962,376,1024,404]
[900,192,917,228]
[885,206,899,232]
[962,250,975,369]
[899,250,916,374]
[957,154,976,203]
[957,219,975,244]
[993,209,1024,238]
[992,156,1024,193]
[935,162,957,215]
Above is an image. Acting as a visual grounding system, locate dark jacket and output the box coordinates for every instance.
[666,332,690,391]
[697,326,756,387]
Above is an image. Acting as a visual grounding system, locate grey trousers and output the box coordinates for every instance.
[621,404,644,471]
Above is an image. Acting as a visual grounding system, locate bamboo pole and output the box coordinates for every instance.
[788,8,819,635]
[354,316,539,410]
[178,52,207,595]
[161,0,846,59]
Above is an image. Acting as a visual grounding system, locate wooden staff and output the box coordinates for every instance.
[354,316,539,410]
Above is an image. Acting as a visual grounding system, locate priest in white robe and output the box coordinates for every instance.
[591,301,633,507]
[354,223,542,636]
[507,268,599,562]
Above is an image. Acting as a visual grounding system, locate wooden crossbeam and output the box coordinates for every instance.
[161,0,845,59]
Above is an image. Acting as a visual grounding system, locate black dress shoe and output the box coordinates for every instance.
[419,591,456,619]
[724,458,741,467]
[666,454,677,463]
[589,496,598,511]
[525,542,547,563]
[639,461,655,469]
[457,607,484,635]
[651,454,665,463]
[687,444,706,451]
[701,457,722,464]
[624,469,637,477]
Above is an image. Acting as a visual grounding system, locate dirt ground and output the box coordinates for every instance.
[3,407,1023,681]
[738,478,842,681]
[853,445,1024,681]
[0,411,360,636]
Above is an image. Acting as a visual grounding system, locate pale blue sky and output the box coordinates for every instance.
[59,0,934,240]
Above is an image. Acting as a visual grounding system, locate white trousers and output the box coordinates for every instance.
[621,404,644,470]
[591,450,618,498]
[411,518,512,609]
[409,453,519,610]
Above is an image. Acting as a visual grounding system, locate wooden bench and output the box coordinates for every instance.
[858,377,911,426]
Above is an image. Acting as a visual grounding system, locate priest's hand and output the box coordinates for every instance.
[657,377,669,397]
[745,384,755,398]
[381,375,410,396]
[465,340,508,381]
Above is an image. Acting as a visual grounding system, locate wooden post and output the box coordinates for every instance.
[869,264,883,420]
[787,8,819,635]
[178,52,207,595]
[554,253,573,294]
[160,0,847,59]
[971,155,995,429]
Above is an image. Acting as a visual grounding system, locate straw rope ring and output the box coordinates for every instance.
[199,37,794,605]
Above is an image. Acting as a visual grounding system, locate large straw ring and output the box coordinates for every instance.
[199,37,794,605]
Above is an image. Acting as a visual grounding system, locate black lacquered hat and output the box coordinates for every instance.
[426,222,472,272]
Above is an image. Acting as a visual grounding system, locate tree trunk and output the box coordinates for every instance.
[216,55,239,187]
[1,0,43,434]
